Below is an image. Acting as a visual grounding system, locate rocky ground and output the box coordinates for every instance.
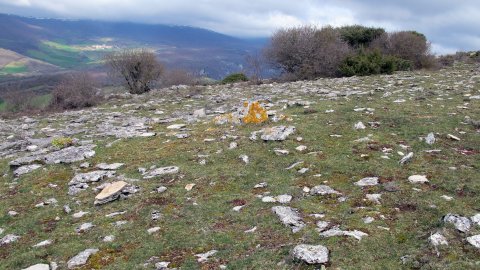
[1,63,479,269]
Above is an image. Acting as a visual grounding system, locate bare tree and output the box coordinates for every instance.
[264,26,352,80]
[161,68,196,87]
[105,49,164,94]
[244,52,265,84]
[49,72,99,110]
[0,83,34,113]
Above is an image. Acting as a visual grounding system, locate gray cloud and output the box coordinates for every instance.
[0,0,478,54]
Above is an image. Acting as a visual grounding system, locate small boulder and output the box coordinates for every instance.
[292,244,329,264]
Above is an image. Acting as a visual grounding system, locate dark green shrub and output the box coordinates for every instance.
[339,25,385,48]
[221,73,248,84]
[339,50,412,77]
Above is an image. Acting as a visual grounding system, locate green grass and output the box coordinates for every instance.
[0,61,28,74]
[1,64,479,269]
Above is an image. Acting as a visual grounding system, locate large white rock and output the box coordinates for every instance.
[292,244,329,264]
[67,248,99,269]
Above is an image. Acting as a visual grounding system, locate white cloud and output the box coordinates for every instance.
[0,0,478,53]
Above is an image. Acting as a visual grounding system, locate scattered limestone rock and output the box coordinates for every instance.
[366,194,382,204]
[354,177,379,187]
[147,227,161,234]
[13,164,42,177]
[67,248,99,269]
[274,149,289,155]
[0,234,20,246]
[22,264,50,270]
[72,211,89,219]
[443,214,471,233]
[69,171,115,186]
[33,239,52,248]
[408,175,429,184]
[76,222,94,233]
[95,163,124,170]
[239,154,249,164]
[143,166,179,179]
[466,235,480,249]
[447,134,461,141]
[399,152,414,165]
[292,244,329,264]
[295,145,307,152]
[262,194,292,204]
[425,133,436,145]
[471,214,480,226]
[195,250,218,263]
[319,226,368,241]
[94,181,129,205]
[429,232,448,247]
[310,185,341,196]
[259,126,296,141]
[167,124,186,130]
[272,206,305,233]
[354,121,366,130]
[43,145,96,165]
[103,235,115,242]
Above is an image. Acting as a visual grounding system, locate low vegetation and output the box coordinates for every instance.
[49,72,99,110]
[105,49,164,94]
[264,25,436,80]
[221,73,249,84]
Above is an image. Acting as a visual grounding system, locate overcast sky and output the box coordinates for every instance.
[1,0,479,54]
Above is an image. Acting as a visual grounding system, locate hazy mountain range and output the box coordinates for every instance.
[0,13,267,79]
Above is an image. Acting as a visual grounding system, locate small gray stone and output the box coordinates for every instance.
[143,166,179,179]
[67,248,99,269]
[0,234,20,246]
[354,177,379,187]
[310,185,341,196]
[272,206,305,233]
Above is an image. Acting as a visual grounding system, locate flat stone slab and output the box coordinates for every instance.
[96,163,124,170]
[143,166,179,179]
[94,181,128,205]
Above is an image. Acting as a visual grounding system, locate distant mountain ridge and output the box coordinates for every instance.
[0,13,267,78]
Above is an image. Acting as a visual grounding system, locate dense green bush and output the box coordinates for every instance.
[338,25,385,48]
[339,50,412,77]
[221,73,249,84]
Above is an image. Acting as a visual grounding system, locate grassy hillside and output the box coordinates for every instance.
[0,63,479,269]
